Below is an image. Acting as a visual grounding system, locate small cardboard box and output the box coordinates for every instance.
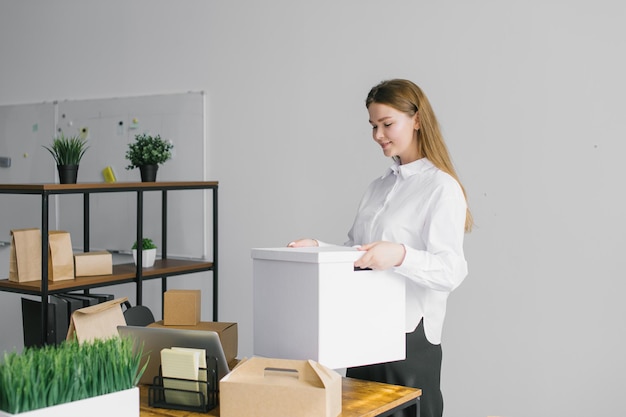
[252,247,406,369]
[74,251,113,276]
[163,289,201,325]
[220,357,342,417]
[148,320,238,364]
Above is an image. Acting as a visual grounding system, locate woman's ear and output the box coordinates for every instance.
[414,112,420,130]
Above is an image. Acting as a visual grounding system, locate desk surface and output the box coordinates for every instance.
[140,377,421,417]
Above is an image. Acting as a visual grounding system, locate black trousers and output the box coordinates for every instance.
[346,320,443,417]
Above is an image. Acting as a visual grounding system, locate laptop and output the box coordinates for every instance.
[117,325,231,385]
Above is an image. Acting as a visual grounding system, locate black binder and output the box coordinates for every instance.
[59,293,99,308]
[21,297,65,347]
[56,294,84,323]
[84,293,115,303]
[49,296,69,342]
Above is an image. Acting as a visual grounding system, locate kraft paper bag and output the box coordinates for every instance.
[48,231,75,281]
[66,297,128,343]
[8,228,42,283]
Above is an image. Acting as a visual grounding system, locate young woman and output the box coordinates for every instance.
[288,79,472,417]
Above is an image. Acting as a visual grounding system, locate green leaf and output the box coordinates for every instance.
[125,133,173,170]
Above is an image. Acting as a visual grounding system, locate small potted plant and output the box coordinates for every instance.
[43,132,89,184]
[125,133,173,182]
[0,337,145,416]
[132,238,157,268]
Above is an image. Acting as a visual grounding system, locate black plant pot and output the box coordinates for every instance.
[57,164,79,184]
[139,164,158,182]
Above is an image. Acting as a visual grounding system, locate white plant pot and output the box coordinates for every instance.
[0,386,139,417]
[132,248,156,267]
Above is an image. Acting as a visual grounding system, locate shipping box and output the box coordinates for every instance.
[252,246,406,369]
[148,320,238,365]
[74,251,113,276]
[163,289,201,325]
[220,357,341,417]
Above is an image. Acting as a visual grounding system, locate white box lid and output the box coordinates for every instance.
[251,246,364,264]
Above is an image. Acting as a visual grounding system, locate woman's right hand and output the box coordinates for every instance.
[287,238,319,248]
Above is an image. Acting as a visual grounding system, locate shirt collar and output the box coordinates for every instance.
[382,158,434,179]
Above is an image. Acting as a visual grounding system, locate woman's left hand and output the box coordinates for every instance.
[354,241,406,270]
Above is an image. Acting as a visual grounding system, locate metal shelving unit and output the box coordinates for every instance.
[0,181,218,343]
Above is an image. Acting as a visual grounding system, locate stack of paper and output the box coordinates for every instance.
[160,347,207,406]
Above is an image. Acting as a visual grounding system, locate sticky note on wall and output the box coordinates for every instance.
[102,166,117,183]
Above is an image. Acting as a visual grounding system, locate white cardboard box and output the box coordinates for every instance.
[252,246,406,369]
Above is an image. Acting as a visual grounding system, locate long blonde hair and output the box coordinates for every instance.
[366,79,473,232]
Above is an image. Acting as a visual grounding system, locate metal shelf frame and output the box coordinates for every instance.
[0,181,219,343]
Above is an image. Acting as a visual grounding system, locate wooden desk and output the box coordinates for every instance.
[140,377,421,417]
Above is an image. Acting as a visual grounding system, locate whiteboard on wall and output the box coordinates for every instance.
[0,92,207,258]
[0,102,58,245]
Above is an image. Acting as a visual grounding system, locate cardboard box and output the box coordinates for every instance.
[148,320,238,364]
[163,289,201,325]
[74,251,113,276]
[220,357,341,417]
[252,247,406,369]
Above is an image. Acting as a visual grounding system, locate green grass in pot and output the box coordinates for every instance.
[0,337,147,414]
[43,133,89,166]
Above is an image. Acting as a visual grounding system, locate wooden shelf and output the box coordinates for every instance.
[0,259,214,295]
[0,181,218,194]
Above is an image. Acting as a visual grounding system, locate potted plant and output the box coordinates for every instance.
[0,337,146,416]
[125,133,173,182]
[43,133,89,184]
[132,238,157,268]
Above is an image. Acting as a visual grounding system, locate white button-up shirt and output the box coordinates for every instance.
[342,157,468,344]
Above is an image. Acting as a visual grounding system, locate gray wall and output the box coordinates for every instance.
[1,1,625,416]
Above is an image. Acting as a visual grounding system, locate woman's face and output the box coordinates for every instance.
[368,102,420,164]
